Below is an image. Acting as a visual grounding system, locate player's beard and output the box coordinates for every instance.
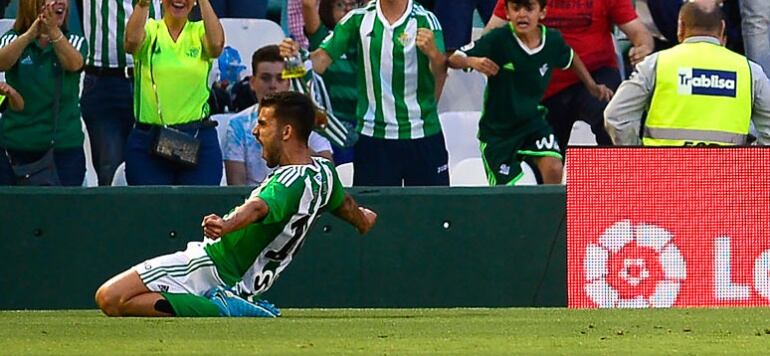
[262,140,281,168]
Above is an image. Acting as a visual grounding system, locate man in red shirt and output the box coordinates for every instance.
[484,0,653,149]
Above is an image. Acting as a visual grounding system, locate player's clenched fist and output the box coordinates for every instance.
[202,214,225,239]
[357,207,377,234]
[415,28,439,57]
[468,57,499,76]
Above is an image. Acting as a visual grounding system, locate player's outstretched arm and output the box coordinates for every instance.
[202,198,269,239]
[332,193,377,234]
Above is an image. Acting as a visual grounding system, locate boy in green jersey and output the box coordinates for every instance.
[448,0,613,185]
[95,92,377,317]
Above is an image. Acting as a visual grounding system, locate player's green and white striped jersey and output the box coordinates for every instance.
[82,0,161,68]
[205,157,345,295]
[320,0,444,140]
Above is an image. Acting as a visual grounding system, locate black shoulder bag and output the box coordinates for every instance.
[3,68,62,186]
[147,36,201,167]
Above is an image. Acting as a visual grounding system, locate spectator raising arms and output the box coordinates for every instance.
[302,0,362,165]
[486,0,653,149]
[80,0,161,186]
[0,0,89,186]
[124,0,225,185]
[283,0,450,187]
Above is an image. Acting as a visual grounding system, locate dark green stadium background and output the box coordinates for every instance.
[0,186,566,309]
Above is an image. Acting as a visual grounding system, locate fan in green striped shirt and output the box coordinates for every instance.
[281,0,451,187]
[287,0,447,140]
[80,0,161,186]
[82,0,161,68]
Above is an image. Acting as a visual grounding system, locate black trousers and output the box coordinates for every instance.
[353,133,449,187]
[541,66,622,150]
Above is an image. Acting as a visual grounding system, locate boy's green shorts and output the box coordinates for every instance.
[480,125,563,186]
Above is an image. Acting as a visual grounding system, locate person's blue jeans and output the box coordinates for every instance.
[80,74,135,186]
[740,0,770,77]
[0,147,86,186]
[125,125,223,185]
[208,0,267,18]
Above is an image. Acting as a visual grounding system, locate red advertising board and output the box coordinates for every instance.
[567,148,770,308]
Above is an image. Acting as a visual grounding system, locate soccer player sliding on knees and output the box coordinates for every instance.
[448,0,613,186]
[95,92,377,317]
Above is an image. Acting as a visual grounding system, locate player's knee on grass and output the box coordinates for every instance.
[95,282,134,316]
[94,283,124,317]
[534,157,563,184]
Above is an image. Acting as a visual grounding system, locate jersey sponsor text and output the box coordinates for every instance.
[677,68,737,97]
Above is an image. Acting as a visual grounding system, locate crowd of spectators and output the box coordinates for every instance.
[0,0,768,187]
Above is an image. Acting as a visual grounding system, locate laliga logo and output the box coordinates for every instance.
[584,220,687,308]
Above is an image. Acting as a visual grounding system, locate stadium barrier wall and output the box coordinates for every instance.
[567,147,770,308]
[0,186,566,309]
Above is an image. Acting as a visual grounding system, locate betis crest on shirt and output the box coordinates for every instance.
[398,32,412,47]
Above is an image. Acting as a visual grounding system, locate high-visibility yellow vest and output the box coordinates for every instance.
[644,41,752,146]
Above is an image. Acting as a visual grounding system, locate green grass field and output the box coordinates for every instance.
[3,308,770,354]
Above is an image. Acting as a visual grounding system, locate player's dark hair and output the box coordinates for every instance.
[251,45,283,76]
[679,1,724,34]
[260,92,316,143]
[506,0,546,10]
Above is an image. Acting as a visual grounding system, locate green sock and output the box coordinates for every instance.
[160,293,223,317]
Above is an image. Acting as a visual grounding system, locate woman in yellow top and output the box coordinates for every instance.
[124,0,225,185]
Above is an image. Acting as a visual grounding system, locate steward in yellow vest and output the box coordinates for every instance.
[645,42,751,146]
[604,0,770,146]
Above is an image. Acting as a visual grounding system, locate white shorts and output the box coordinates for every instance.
[133,241,225,296]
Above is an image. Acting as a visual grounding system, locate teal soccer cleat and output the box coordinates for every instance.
[248,296,281,317]
[206,286,280,318]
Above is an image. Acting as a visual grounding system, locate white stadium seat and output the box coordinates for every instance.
[211,113,236,186]
[439,111,481,169]
[517,161,538,186]
[450,157,486,186]
[111,162,127,186]
[81,120,98,187]
[211,19,286,85]
[437,68,486,113]
[211,113,235,150]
